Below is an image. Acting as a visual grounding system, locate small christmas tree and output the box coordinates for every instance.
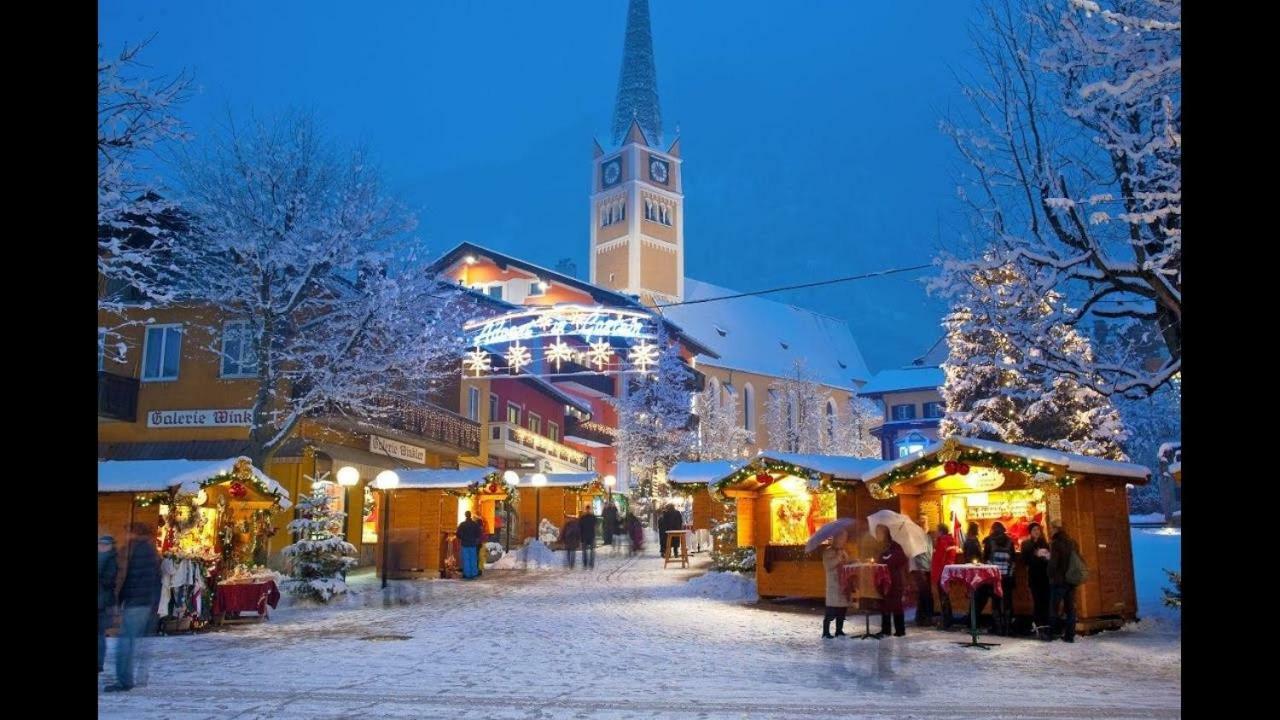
[1162,569,1181,609]
[281,475,358,602]
[708,504,755,574]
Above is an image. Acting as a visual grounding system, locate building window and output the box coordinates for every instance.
[485,284,505,300]
[890,404,917,421]
[219,321,257,378]
[548,422,559,443]
[742,384,755,431]
[601,198,626,227]
[467,387,480,421]
[527,280,546,297]
[895,432,928,459]
[826,399,837,443]
[923,401,944,419]
[506,402,521,425]
[528,412,542,436]
[489,394,499,422]
[141,325,182,381]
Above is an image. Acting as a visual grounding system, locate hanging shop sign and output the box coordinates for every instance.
[147,408,253,428]
[462,304,662,378]
[369,435,427,465]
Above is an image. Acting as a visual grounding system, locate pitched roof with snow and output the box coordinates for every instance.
[859,367,945,396]
[867,437,1151,483]
[660,278,871,390]
[97,457,293,509]
[518,472,598,488]
[753,452,885,480]
[396,467,496,489]
[669,460,744,486]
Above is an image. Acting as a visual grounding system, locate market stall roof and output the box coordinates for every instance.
[518,472,598,488]
[97,457,293,509]
[668,460,744,486]
[751,451,885,480]
[865,437,1152,483]
[395,467,495,489]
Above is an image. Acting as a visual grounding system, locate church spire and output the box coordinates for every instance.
[611,0,662,147]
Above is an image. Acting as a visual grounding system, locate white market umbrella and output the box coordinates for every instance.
[805,517,856,553]
[866,509,930,559]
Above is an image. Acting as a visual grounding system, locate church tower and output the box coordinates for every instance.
[590,0,684,304]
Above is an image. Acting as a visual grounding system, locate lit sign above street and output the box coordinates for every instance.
[462,305,661,379]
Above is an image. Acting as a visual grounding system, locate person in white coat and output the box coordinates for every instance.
[821,530,850,639]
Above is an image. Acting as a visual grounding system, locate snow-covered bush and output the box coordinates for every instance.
[1162,569,1181,609]
[709,518,755,574]
[484,542,505,563]
[538,518,559,544]
[281,478,357,602]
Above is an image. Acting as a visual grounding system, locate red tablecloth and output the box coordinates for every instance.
[939,564,1003,597]
[214,580,281,616]
[838,562,892,599]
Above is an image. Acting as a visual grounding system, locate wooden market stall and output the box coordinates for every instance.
[860,437,1150,632]
[378,468,512,579]
[97,457,293,628]
[514,472,604,542]
[669,460,740,533]
[711,452,890,599]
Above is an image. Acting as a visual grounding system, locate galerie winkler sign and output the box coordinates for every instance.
[148,408,253,428]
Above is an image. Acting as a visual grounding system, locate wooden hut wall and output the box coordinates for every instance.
[691,488,730,531]
[380,489,459,577]
[1058,476,1140,623]
[97,493,161,585]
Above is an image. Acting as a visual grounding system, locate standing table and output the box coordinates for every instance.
[838,562,892,640]
[663,530,690,568]
[939,563,1004,649]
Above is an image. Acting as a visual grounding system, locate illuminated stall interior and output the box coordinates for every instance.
[379,468,511,579]
[861,437,1151,631]
[668,460,741,536]
[514,472,605,542]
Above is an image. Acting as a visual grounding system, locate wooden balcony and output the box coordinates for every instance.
[375,400,482,456]
[98,370,139,422]
[488,422,594,472]
[564,416,616,448]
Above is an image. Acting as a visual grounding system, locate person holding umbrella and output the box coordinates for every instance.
[874,524,909,637]
[807,517,856,640]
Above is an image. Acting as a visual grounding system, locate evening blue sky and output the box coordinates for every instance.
[99,0,982,373]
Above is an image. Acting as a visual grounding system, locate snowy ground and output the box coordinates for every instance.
[100,531,1179,719]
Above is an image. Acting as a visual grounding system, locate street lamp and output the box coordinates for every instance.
[374,470,400,589]
[336,466,360,487]
[531,473,547,542]
[503,470,520,485]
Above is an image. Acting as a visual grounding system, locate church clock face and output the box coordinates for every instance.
[648,156,669,185]
[602,158,622,188]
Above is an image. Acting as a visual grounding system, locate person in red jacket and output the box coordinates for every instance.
[876,525,909,637]
[931,523,958,628]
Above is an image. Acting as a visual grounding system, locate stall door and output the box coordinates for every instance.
[1091,484,1131,616]
[389,491,424,573]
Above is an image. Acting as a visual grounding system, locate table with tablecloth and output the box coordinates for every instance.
[213,580,281,619]
[837,562,893,639]
[940,563,1003,648]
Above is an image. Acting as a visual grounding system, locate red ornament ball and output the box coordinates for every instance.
[755,473,773,486]
[944,460,959,475]
[487,483,499,494]
[228,481,248,498]
[957,463,970,476]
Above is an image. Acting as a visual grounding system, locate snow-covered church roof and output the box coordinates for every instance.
[661,278,871,391]
[859,367,945,397]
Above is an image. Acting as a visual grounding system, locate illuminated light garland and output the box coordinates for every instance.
[864,450,1077,499]
[627,339,659,374]
[442,473,516,503]
[544,337,575,370]
[133,458,288,509]
[463,347,492,377]
[587,339,613,370]
[505,341,532,374]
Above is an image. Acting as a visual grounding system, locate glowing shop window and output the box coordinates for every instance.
[770,491,836,545]
[362,486,379,544]
[158,504,219,557]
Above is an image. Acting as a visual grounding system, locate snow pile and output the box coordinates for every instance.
[676,571,758,602]
[484,542,505,563]
[1131,527,1181,620]
[1129,513,1167,524]
[490,540,560,570]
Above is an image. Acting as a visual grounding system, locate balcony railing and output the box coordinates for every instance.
[377,400,481,456]
[489,421,593,470]
[564,416,616,447]
[98,370,139,422]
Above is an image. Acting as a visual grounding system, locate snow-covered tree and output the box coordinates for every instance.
[176,111,467,466]
[98,39,192,360]
[760,360,874,456]
[942,0,1180,398]
[281,476,357,602]
[834,396,883,458]
[612,325,696,519]
[937,255,1128,459]
[695,382,753,460]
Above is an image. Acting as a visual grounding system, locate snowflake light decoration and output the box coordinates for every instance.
[463,348,491,377]
[587,339,613,370]
[505,341,532,374]
[545,337,574,370]
[628,339,659,374]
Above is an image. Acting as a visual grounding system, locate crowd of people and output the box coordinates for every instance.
[821,516,1084,643]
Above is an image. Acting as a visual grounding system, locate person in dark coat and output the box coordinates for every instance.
[106,524,161,692]
[98,535,118,674]
[602,501,619,546]
[1020,522,1051,638]
[962,521,982,562]
[981,521,1017,635]
[625,512,644,556]
[562,515,581,568]
[874,525,909,637]
[660,504,685,559]
[456,511,482,580]
[578,506,598,569]
[1048,520,1080,643]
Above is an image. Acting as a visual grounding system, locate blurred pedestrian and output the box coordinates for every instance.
[457,511,482,579]
[98,535,118,674]
[105,524,160,692]
[625,511,644,556]
[562,515,581,568]
[875,525,908,637]
[579,505,597,569]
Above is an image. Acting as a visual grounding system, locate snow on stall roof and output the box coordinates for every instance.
[753,452,884,480]
[668,460,743,486]
[661,278,870,389]
[519,472,597,487]
[97,457,294,509]
[858,366,945,396]
[397,467,494,489]
[866,437,1152,482]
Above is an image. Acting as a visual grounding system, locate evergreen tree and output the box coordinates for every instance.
[281,475,358,602]
[937,255,1128,459]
